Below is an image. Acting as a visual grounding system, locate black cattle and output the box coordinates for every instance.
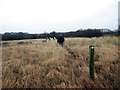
[57,34,65,46]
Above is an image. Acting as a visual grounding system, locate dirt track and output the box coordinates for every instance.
[64,45,80,59]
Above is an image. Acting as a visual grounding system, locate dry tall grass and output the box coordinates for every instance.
[2,36,119,88]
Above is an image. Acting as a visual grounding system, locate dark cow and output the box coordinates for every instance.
[57,34,65,46]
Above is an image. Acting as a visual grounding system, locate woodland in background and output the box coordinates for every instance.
[1,28,119,41]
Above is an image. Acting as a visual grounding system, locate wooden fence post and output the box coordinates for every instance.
[89,45,94,80]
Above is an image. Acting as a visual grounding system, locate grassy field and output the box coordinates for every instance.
[1,36,119,88]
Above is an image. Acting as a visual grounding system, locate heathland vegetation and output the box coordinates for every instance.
[2,36,119,88]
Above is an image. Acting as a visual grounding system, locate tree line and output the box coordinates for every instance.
[1,29,118,41]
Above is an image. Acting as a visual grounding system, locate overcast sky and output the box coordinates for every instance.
[0,0,119,34]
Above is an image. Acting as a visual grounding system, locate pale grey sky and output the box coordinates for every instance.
[0,0,119,34]
[118,1,120,25]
